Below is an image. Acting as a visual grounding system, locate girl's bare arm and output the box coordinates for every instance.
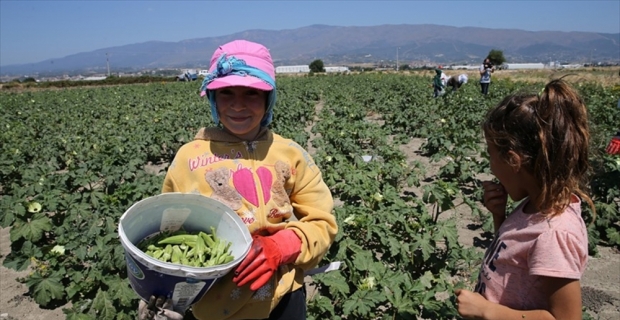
[456,278,582,320]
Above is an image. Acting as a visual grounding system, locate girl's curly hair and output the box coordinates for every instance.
[483,78,595,217]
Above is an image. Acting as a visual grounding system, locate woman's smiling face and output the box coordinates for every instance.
[215,86,268,140]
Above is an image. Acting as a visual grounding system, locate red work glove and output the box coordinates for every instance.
[606,135,620,155]
[232,229,302,291]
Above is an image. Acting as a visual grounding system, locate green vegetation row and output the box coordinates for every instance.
[1,75,183,90]
[0,74,618,319]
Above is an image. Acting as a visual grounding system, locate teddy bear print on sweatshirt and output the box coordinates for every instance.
[205,167,243,210]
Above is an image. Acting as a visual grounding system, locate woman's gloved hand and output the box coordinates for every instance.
[138,296,184,320]
[233,229,302,291]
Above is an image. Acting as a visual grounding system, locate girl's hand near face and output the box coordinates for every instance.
[455,289,489,319]
[482,181,507,216]
[482,181,508,231]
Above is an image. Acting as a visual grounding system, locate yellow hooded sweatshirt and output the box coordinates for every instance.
[161,127,338,320]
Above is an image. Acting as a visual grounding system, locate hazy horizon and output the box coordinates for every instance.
[1,1,619,67]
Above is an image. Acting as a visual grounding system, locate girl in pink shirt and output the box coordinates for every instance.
[455,78,596,320]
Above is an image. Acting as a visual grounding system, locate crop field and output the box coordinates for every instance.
[1,73,619,319]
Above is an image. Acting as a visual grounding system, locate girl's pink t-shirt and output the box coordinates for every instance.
[474,198,588,310]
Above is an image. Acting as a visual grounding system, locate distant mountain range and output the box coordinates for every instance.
[1,24,618,76]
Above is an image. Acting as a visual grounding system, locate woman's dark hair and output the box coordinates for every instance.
[483,79,595,217]
[483,58,493,68]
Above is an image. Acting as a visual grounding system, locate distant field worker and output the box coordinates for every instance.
[440,67,449,87]
[455,79,594,320]
[432,68,446,97]
[446,74,468,91]
[479,58,494,95]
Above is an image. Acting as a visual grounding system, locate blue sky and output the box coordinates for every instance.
[1,0,619,66]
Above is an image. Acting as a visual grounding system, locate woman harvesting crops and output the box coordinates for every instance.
[432,68,446,97]
[138,40,338,320]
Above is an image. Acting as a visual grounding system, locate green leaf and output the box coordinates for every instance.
[343,289,383,316]
[87,215,102,237]
[104,277,137,307]
[437,219,459,247]
[104,216,117,235]
[316,271,350,295]
[307,295,335,318]
[11,214,53,242]
[0,203,20,227]
[419,271,435,289]
[65,281,81,300]
[386,235,403,258]
[418,233,434,261]
[75,246,88,261]
[88,289,116,320]
[352,251,374,271]
[24,273,65,306]
[64,308,96,320]
[3,240,39,271]
[2,252,31,271]
[605,227,620,246]
[14,202,27,217]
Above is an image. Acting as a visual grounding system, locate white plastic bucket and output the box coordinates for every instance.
[118,193,252,312]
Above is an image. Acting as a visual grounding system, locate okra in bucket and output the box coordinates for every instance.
[118,193,252,312]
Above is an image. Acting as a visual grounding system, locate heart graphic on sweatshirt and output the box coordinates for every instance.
[232,166,272,207]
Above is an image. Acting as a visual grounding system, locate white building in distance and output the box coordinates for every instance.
[276,65,350,73]
[501,63,545,70]
[324,66,350,73]
[447,65,481,70]
[276,65,310,73]
[450,63,552,70]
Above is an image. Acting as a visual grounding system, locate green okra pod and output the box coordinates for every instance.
[199,231,216,248]
[157,234,198,245]
[138,228,235,267]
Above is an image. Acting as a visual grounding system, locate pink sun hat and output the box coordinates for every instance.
[205,40,275,91]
